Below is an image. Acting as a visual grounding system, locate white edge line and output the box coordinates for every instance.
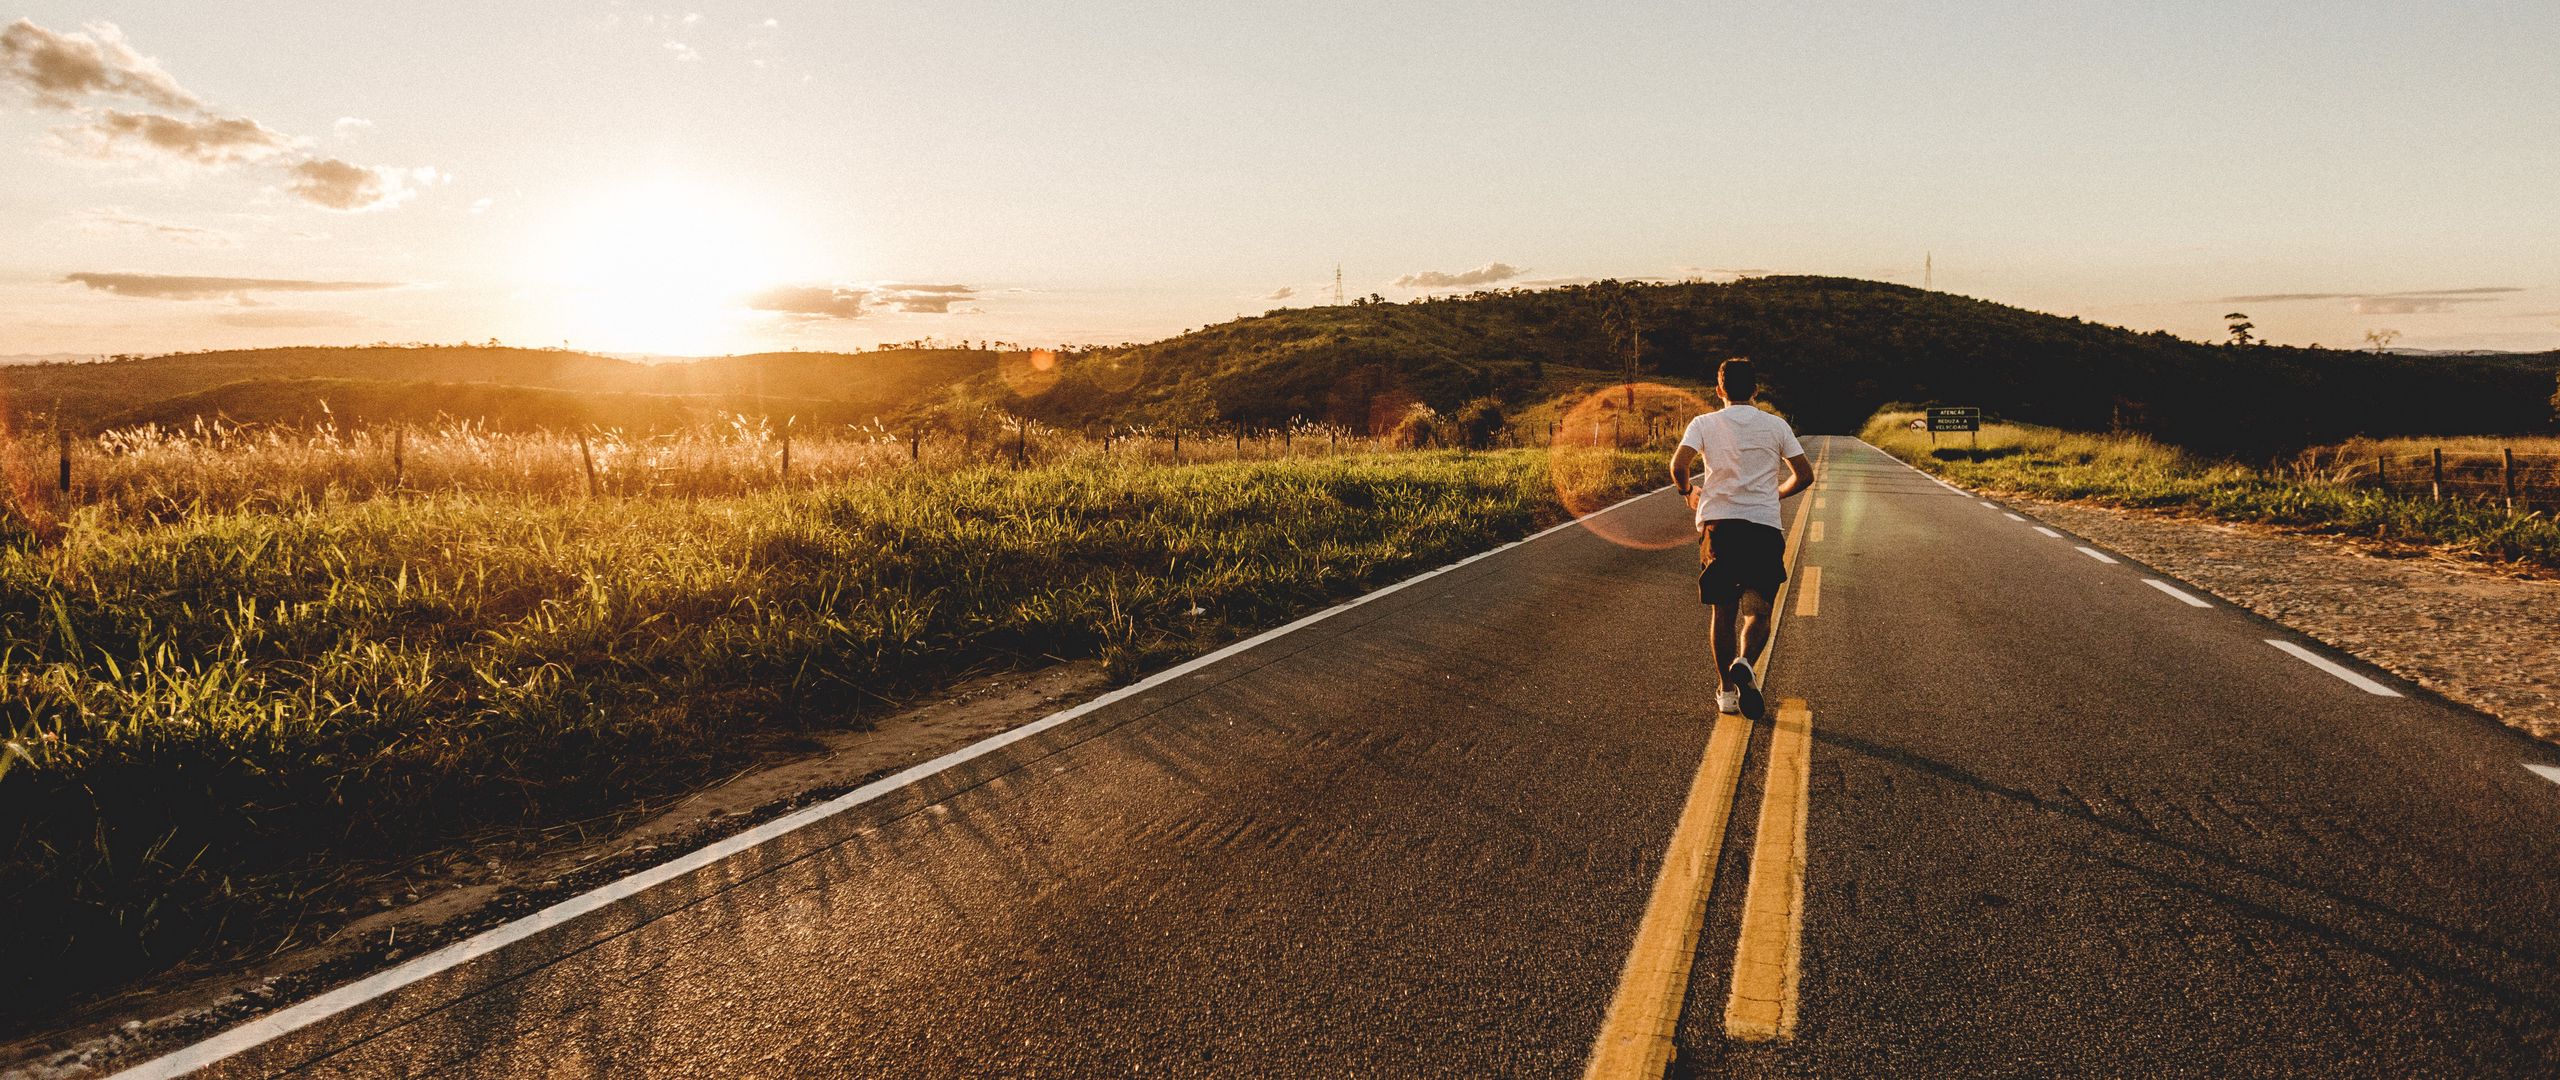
[2140,579,2212,608]
[1978,500,1997,509]
[2075,546,2118,565]
[1851,435,1969,494]
[2525,764,2560,787]
[110,483,1674,1080]
[2033,526,2062,539]
[2266,639,2404,698]
[2003,512,2026,521]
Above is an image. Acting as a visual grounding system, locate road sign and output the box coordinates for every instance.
[1926,407,1980,433]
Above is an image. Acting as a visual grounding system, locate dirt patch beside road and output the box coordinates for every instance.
[2020,498,2560,743]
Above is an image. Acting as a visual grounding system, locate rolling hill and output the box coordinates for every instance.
[981,277,2560,458]
[8,278,2554,456]
[0,346,996,434]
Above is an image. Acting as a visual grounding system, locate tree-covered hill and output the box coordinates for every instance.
[990,277,2559,458]
[0,346,995,432]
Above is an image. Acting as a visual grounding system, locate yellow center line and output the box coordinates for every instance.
[1793,566,1821,617]
[1583,452,1822,1079]
[1725,698,1814,1042]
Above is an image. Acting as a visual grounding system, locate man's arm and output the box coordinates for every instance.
[1671,444,1702,507]
[1776,453,1814,500]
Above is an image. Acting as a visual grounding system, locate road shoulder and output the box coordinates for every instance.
[2018,497,2560,744]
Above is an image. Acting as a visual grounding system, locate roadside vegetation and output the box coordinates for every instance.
[1863,413,2560,572]
[0,440,1658,1021]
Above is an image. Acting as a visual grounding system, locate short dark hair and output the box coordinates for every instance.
[1718,358,1758,403]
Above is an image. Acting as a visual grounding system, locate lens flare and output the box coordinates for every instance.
[998,348,1060,398]
[1550,382,1713,550]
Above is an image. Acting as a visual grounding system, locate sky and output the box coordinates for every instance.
[2,0,2556,358]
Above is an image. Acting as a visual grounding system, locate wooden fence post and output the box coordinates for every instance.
[1233,429,1243,457]
[2376,454,2388,496]
[780,423,792,483]
[577,432,599,497]
[910,429,921,462]
[2431,447,2444,502]
[56,427,71,494]
[393,425,407,491]
[1172,430,1182,462]
[1015,422,1027,466]
[2503,447,2517,509]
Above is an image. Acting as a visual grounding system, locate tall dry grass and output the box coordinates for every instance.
[0,440,1658,1020]
[1863,412,2560,570]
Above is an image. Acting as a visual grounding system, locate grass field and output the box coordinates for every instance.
[0,444,1658,1019]
[1862,413,2560,571]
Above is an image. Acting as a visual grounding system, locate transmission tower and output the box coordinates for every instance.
[1333,264,1344,306]
[1924,252,1933,291]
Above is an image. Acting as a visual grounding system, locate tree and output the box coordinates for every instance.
[2223,312,2256,347]
[1593,280,1648,408]
[2364,328,2401,354]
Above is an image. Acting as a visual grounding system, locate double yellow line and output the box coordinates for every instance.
[1583,444,1827,1077]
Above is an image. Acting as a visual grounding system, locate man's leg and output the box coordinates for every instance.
[1734,588,1775,668]
[1710,600,1740,689]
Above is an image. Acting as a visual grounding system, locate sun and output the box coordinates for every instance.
[524,175,804,355]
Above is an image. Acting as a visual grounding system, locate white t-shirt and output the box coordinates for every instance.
[1678,405,1805,531]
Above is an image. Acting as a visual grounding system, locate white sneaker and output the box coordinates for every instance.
[1715,686,1742,715]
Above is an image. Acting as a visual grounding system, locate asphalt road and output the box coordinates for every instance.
[125,437,2560,1078]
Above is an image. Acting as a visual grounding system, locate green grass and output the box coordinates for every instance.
[1861,412,2560,570]
[0,448,1656,1020]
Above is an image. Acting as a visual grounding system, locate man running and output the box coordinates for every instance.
[1671,359,1813,719]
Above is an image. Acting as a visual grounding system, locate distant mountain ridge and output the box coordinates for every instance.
[6,278,2553,455]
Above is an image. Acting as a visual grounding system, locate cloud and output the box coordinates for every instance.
[69,108,295,165]
[663,40,700,62]
[285,158,443,212]
[875,283,979,313]
[0,18,198,110]
[2221,286,2522,304]
[747,284,869,319]
[2,19,439,212]
[215,308,368,328]
[63,272,401,302]
[78,207,234,245]
[331,115,371,138]
[745,282,981,318]
[2349,296,2499,316]
[1673,266,1768,279]
[1265,285,1296,301]
[1393,262,1523,289]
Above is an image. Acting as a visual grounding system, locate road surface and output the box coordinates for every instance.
[120,437,2560,1078]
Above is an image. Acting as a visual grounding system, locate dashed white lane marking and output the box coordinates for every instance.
[1978,500,1998,509]
[2075,547,2117,564]
[1810,521,1825,543]
[2033,526,2062,538]
[2526,764,2560,787]
[108,487,1682,1080]
[1815,495,1827,509]
[2141,579,2212,608]
[2267,640,2404,697]
[2003,512,2026,522]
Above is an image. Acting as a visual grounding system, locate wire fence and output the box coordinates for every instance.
[0,407,1699,532]
[2298,445,2560,513]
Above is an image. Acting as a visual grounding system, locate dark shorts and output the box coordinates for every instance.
[1698,519,1787,606]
